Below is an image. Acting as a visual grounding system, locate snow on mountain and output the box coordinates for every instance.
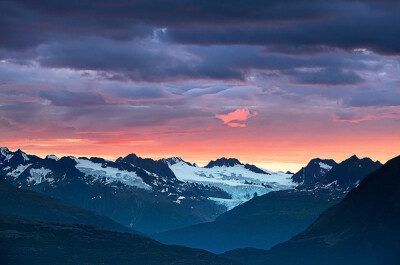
[6,164,31,178]
[28,167,53,185]
[0,147,13,161]
[169,160,295,209]
[318,162,333,170]
[46,155,59,161]
[73,158,152,190]
[160,157,193,166]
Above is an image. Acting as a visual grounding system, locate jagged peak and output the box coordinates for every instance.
[1,147,30,162]
[160,157,192,166]
[116,153,141,163]
[46,155,60,161]
[0,147,10,152]
[307,158,337,166]
[205,157,242,168]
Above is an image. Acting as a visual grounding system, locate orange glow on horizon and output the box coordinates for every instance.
[3,129,399,172]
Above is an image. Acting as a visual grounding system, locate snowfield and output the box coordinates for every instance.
[28,167,53,185]
[74,158,152,190]
[169,162,295,209]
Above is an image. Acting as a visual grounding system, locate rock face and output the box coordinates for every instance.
[222,155,400,265]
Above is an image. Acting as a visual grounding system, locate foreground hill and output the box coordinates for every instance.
[0,177,132,233]
[223,155,400,265]
[0,215,238,265]
[154,156,381,253]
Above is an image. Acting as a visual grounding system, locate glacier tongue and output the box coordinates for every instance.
[169,162,295,209]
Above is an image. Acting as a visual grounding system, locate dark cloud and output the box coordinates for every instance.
[165,2,400,55]
[39,90,106,106]
[32,39,374,84]
[1,0,399,55]
[36,38,242,81]
[110,86,172,99]
[286,67,363,85]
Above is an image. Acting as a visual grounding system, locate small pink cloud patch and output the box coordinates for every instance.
[216,108,258,127]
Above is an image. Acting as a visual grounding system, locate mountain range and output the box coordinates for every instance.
[1,146,397,264]
[223,154,400,265]
[154,155,382,253]
[0,147,293,234]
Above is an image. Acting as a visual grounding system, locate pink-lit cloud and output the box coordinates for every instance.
[215,108,258,127]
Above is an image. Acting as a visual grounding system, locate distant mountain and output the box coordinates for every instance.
[0,147,226,234]
[223,155,400,265]
[0,176,132,233]
[0,215,238,265]
[164,157,295,210]
[205,157,270,174]
[205,158,243,168]
[317,155,382,191]
[291,158,337,186]
[154,155,381,253]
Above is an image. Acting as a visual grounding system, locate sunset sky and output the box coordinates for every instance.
[1,0,399,171]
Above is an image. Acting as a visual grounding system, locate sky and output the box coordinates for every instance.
[0,0,399,171]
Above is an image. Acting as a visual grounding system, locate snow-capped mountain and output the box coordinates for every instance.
[292,155,382,193]
[154,155,382,254]
[291,158,337,186]
[0,147,226,233]
[0,147,294,233]
[163,157,295,210]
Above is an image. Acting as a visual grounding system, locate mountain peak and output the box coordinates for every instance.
[292,158,337,185]
[0,147,12,159]
[205,158,242,168]
[160,157,193,166]
[116,153,140,163]
[347,154,359,161]
[46,154,59,161]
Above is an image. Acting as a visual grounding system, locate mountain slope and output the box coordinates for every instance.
[154,155,381,253]
[223,155,400,265]
[0,177,132,233]
[0,215,238,265]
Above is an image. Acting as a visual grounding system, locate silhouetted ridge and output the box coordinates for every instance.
[205,158,242,168]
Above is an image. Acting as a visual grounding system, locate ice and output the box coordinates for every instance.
[6,164,31,178]
[319,162,333,170]
[46,155,59,161]
[169,162,295,209]
[1,147,13,161]
[74,158,151,190]
[28,167,53,185]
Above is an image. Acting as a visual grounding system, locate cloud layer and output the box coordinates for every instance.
[0,0,399,170]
